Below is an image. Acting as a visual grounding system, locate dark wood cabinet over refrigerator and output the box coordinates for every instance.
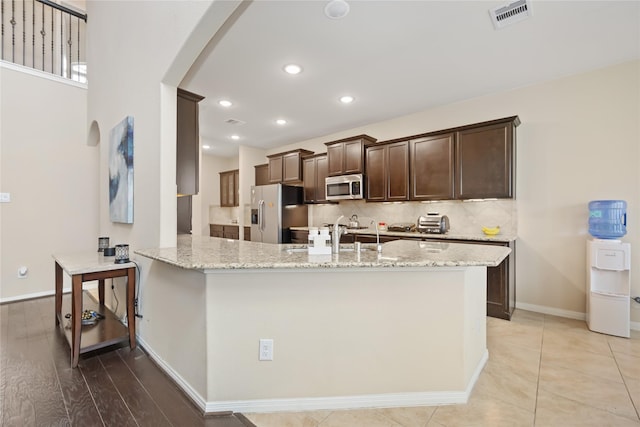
[267,149,314,184]
[176,88,204,196]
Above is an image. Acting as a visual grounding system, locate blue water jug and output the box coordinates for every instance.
[588,200,627,239]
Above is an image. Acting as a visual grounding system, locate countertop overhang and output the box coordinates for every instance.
[135,235,510,271]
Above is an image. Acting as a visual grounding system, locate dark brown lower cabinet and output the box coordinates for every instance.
[244,227,251,241]
[210,224,240,240]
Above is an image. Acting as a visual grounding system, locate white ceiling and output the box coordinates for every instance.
[180,0,640,158]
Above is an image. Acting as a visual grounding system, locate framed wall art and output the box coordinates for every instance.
[109,116,134,223]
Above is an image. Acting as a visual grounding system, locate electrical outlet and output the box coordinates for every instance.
[0,193,10,203]
[259,339,273,361]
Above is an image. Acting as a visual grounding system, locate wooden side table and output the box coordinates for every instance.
[53,252,137,368]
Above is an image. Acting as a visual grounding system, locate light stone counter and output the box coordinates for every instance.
[134,234,510,270]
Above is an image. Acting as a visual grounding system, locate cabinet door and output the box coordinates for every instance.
[303,157,316,203]
[233,170,239,206]
[411,134,455,200]
[387,141,409,201]
[315,155,329,203]
[210,224,224,238]
[456,122,513,199]
[219,172,230,206]
[176,89,203,195]
[268,156,283,183]
[366,145,386,201]
[344,140,363,174]
[326,143,345,176]
[282,152,302,183]
[255,164,269,186]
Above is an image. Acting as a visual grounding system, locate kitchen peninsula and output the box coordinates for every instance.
[135,235,510,413]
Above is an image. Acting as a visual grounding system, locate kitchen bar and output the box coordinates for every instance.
[135,235,510,413]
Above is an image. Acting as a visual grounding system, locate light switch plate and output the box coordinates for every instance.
[0,193,10,203]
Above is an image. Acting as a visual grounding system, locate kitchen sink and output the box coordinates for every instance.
[282,243,379,254]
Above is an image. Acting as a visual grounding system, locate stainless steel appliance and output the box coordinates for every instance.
[417,213,450,234]
[325,174,364,201]
[251,184,308,244]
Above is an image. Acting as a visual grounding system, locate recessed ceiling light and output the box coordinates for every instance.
[324,0,350,19]
[203,145,211,149]
[339,95,354,104]
[276,119,287,125]
[283,64,303,75]
[231,135,240,140]
[218,100,232,107]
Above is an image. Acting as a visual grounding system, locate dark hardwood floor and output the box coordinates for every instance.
[0,296,255,427]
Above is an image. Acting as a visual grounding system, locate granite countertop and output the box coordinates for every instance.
[134,235,511,271]
[290,226,517,243]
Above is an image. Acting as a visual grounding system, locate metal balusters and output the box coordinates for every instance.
[39,0,43,70]
[1,0,86,81]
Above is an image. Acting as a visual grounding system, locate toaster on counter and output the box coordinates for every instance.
[417,213,450,234]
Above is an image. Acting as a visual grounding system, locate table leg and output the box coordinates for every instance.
[98,279,105,305]
[127,267,137,349]
[55,262,63,325]
[71,274,83,368]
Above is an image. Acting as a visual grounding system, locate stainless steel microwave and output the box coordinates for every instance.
[325,174,364,201]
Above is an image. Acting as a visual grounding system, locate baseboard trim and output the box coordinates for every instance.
[1,288,70,304]
[136,336,208,413]
[205,350,487,413]
[516,301,640,332]
[139,339,487,414]
[138,338,487,414]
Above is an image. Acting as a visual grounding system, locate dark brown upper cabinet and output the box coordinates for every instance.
[455,117,519,199]
[219,169,239,207]
[410,133,455,200]
[254,163,269,186]
[365,140,409,202]
[268,149,314,184]
[302,153,329,203]
[176,88,204,196]
[325,135,377,176]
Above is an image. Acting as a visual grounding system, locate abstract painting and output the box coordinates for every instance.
[109,116,134,223]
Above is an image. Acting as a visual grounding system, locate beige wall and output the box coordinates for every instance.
[0,65,96,301]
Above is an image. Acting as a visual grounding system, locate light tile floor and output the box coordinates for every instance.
[243,309,640,426]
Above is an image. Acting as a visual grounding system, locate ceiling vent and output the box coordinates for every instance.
[489,0,532,30]
[224,118,246,126]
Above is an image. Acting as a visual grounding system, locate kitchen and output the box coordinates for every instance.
[1,0,638,425]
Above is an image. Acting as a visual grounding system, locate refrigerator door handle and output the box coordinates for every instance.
[258,200,265,231]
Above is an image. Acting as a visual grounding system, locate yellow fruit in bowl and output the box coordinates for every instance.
[481,226,500,236]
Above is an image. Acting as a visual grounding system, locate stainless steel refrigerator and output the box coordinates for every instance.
[251,184,308,244]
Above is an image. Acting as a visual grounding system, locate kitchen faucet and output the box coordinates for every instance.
[332,215,346,254]
[370,219,382,253]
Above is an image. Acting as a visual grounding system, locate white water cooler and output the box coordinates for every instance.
[586,239,631,338]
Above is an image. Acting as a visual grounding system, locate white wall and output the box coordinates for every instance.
[0,64,96,301]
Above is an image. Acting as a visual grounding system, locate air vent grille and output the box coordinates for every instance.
[225,118,246,126]
[489,0,532,30]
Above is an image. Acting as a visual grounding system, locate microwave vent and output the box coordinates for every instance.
[489,0,532,30]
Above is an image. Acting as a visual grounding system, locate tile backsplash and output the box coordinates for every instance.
[213,199,517,237]
[309,199,517,235]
